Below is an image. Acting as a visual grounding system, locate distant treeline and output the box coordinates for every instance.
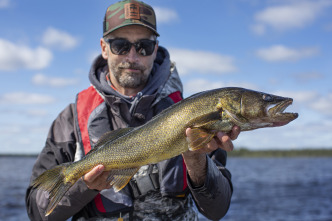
[228,148,332,157]
[0,154,38,158]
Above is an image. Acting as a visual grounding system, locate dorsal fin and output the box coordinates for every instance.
[95,128,134,148]
[86,128,134,155]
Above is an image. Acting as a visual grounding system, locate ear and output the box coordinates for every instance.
[155,40,159,52]
[152,40,159,60]
[100,38,108,59]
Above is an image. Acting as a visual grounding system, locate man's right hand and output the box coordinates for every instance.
[82,165,112,191]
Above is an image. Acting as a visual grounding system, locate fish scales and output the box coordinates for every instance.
[31,87,298,216]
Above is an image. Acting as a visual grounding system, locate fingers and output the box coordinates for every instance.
[82,165,112,191]
[83,165,105,182]
[214,132,234,152]
[229,125,241,140]
[185,128,192,141]
[212,126,241,152]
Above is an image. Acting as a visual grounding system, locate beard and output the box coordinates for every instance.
[109,60,152,89]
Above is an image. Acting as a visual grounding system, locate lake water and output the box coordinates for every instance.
[0,156,331,221]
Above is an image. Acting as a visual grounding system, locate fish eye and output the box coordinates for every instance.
[263,94,273,101]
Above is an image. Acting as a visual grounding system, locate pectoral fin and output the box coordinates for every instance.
[185,112,221,151]
[187,128,216,151]
[106,167,139,192]
[187,112,221,128]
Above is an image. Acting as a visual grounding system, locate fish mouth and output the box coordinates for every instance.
[267,98,298,126]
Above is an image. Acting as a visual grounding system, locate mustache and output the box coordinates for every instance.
[118,62,145,71]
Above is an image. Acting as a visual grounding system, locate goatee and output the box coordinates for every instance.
[110,61,150,89]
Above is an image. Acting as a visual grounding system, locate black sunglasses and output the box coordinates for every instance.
[105,38,157,56]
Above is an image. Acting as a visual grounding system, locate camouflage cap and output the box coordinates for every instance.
[103,0,159,37]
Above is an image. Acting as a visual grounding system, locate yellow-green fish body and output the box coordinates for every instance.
[32,87,298,216]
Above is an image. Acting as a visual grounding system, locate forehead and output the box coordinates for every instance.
[108,25,154,40]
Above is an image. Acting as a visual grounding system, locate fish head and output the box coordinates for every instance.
[217,88,298,130]
[239,90,298,128]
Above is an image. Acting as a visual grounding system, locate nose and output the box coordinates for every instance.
[125,45,139,63]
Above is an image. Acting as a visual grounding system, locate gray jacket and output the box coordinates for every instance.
[26,47,232,221]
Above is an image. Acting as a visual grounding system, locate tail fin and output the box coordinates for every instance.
[32,163,75,216]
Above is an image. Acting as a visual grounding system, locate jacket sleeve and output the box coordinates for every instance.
[25,104,98,221]
[188,149,233,221]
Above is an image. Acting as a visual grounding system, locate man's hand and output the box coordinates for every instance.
[182,126,240,187]
[186,126,240,153]
[82,165,112,191]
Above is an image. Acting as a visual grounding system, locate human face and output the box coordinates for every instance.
[101,25,158,95]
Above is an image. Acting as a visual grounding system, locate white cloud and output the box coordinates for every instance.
[42,27,79,50]
[310,93,332,116]
[0,0,10,8]
[256,45,318,62]
[0,39,53,71]
[184,79,225,95]
[273,90,332,117]
[26,109,48,117]
[293,72,324,83]
[169,48,237,75]
[324,22,332,31]
[252,0,332,34]
[0,108,49,118]
[88,51,100,64]
[250,24,266,35]
[273,90,318,104]
[0,92,55,105]
[153,6,179,24]
[234,120,328,149]
[0,124,21,134]
[184,78,258,96]
[32,73,79,87]
[0,123,50,154]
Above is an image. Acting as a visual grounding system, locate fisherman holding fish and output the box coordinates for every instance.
[26,0,241,220]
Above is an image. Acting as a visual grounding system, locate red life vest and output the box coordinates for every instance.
[75,86,187,215]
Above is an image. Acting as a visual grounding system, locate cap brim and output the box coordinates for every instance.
[103,23,159,37]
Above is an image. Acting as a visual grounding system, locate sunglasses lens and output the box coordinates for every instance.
[136,40,156,56]
[108,39,156,56]
[110,39,131,55]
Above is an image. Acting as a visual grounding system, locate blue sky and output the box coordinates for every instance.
[0,0,332,154]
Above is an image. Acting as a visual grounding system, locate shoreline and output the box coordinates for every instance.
[228,148,332,157]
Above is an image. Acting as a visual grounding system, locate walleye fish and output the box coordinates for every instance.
[32,87,298,215]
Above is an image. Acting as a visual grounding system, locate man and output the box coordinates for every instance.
[26,0,240,220]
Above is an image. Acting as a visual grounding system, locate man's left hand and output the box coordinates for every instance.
[182,126,240,187]
[186,125,241,153]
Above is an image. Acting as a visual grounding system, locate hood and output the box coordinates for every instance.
[88,46,183,106]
